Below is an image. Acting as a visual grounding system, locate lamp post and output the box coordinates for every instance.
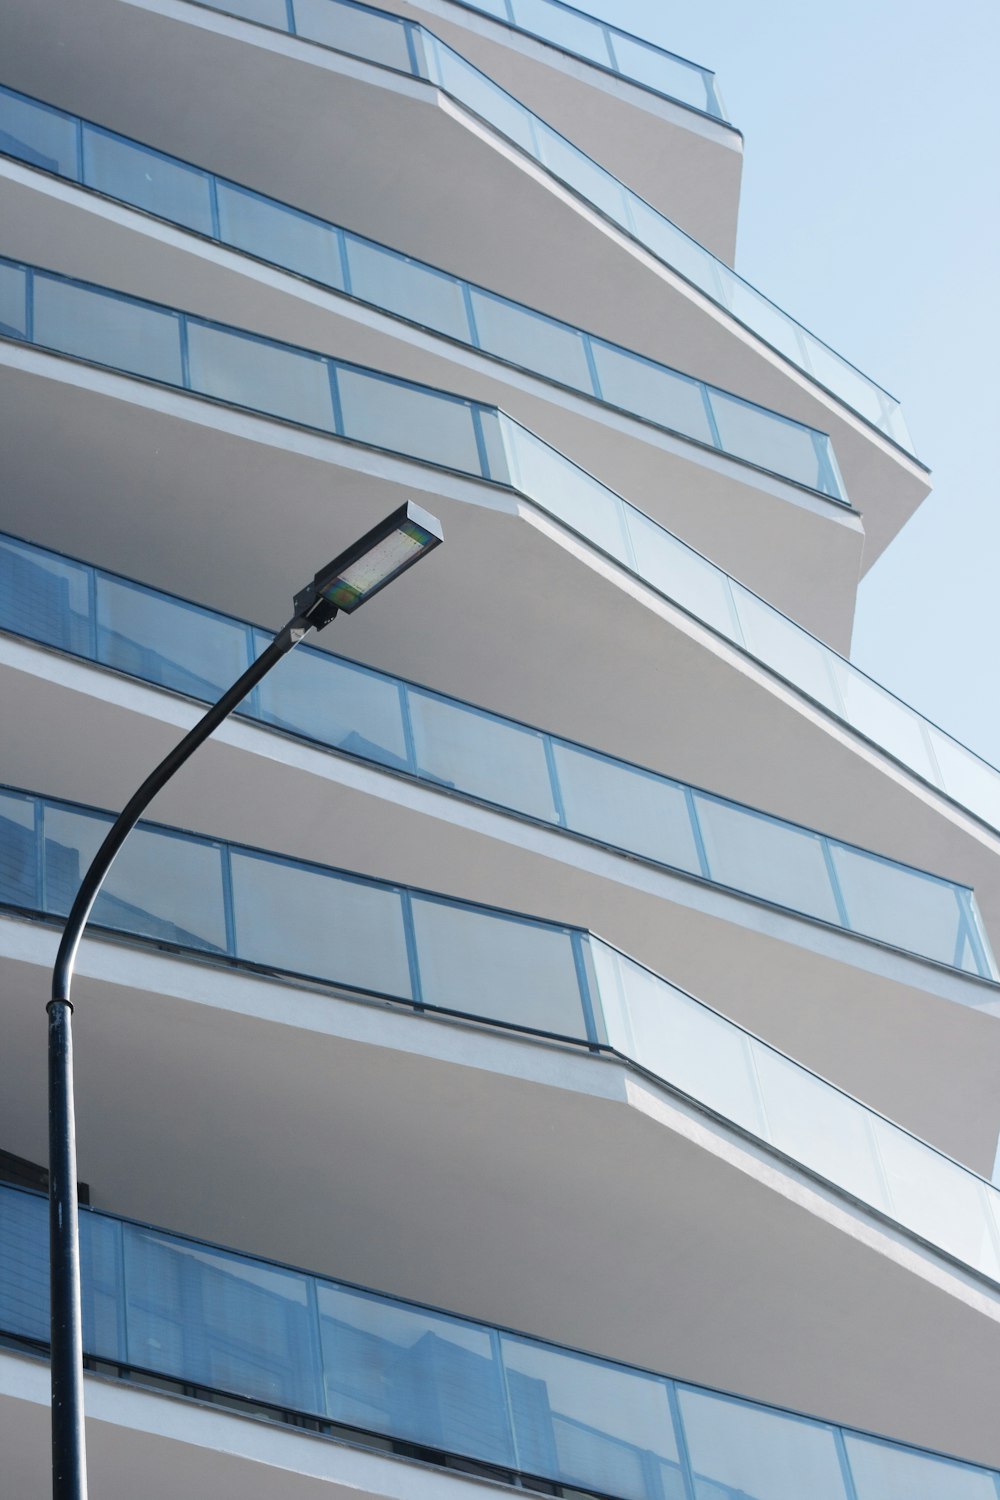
[47,501,443,1500]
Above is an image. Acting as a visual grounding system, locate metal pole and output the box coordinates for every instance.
[47,612,317,1500]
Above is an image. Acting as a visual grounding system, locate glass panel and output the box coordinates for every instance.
[751,1044,890,1210]
[870,1118,1000,1278]
[318,1282,514,1466]
[470,291,593,392]
[612,37,710,110]
[536,124,629,226]
[724,279,804,368]
[732,585,842,712]
[692,794,840,924]
[229,849,412,998]
[408,691,558,822]
[509,0,612,67]
[806,336,885,428]
[336,366,483,473]
[80,1210,125,1362]
[256,643,409,771]
[829,842,965,966]
[344,238,469,341]
[501,1335,682,1500]
[409,897,586,1037]
[505,424,631,563]
[42,807,229,952]
[82,127,214,236]
[552,742,701,874]
[201,0,291,23]
[0,534,92,654]
[708,390,828,492]
[676,1386,850,1500]
[835,668,939,784]
[0,1185,49,1342]
[0,89,80,176]
[96,576,251,700]
[477,407,512,484]
[123,1225,324,1412]
[626,509,742,641]
[0,790,37,908]
[0,259,27,339]
[32,275,183,384]
[589,342,713,442]
[928,729,1000,832]
[844,1432,1000,1500]
[186,321,335,431]
[290,0,414,72]
[216,183,344,289]
[595,944,766,1136]
[432,46,539,156]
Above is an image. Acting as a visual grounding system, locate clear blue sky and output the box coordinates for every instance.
[579,0,1000,766]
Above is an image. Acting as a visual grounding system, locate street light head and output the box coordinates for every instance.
[294,501,443,630]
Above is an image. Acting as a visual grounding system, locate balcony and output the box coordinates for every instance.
[2,1180,999,1500]
[0,86,872,639]
[0,260,989,853]
[0,0,925,494]
[3,796,1000,1461]
[350,0,744,253]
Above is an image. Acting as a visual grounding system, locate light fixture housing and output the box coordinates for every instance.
[294,501,443,629]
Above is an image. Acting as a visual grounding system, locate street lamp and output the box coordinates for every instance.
[47,501,443,1500]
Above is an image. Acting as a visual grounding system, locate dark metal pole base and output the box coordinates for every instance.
[48,997,88,1500]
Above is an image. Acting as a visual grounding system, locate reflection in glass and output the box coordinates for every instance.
[0,260,27,339]
[0,88,80,177]
[337,366,483,472]
[552,743,701,874]
[229,850,412,998]
[0,535,92,655]
[0,790,37,909]
[32,275,183,384]
[318,1283,514,1465]
[256,643,409,770]
[410,897,586,1036]
[844,1432,999,1500]
[97,576,252,700]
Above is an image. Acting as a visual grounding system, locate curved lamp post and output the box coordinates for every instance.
[48,501,443,1499]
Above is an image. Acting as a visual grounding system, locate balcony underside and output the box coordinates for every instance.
[2,636,1000,1178]
[363,0,744,260]
[2,917,1000,1468]
[1,0,928,559]
[0,346,992,916]
[0,163,863,647]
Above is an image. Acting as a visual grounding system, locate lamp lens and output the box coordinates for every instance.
[321,521,434,609]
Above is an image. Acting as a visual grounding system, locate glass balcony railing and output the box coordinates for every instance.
[3,1182,998,1500]
[428,0,726,120]
[0,85,846,502]
[3,786,1000,1291]
[0,529,993,981]
[141,0,909,448]
[1,256,996,837]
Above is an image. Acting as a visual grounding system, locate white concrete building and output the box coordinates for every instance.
[1,2,999,1494]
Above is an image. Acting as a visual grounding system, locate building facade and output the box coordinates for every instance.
[1,1,1000,1494]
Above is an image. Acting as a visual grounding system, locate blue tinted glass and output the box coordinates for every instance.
[510,0,612,66]
[551,743,701,874]
[200,0,290,22]
[344,237,469,341]
[216,183,345,289]
[0,791,37,909]
[692,794,841,924]
[336,367,483,473]
[96,576,251,700]
[677,1386,850,1500]
[844,1432,999,1499]
[0,1184,48,1343]
[469,289,593,392]
[255,642,409,771]
[0,260,28,339]
[502,1335,683,1500]
[410,896,586,1036]
[591,342,713,442]
[123,1225,324,1413]
[0,535,92,655]
[82,126,214,236]
[229,850,413,998]
[41,806,228,952]
[80,1211,125,1362]
[290,0,414,71]
[318,1282,515,1466]
[0,89,80,177]
[408,690,559,823]
[32,275,184,384]
[708,389,828,492]
[186,321,336,430]
[829,843,966,967]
